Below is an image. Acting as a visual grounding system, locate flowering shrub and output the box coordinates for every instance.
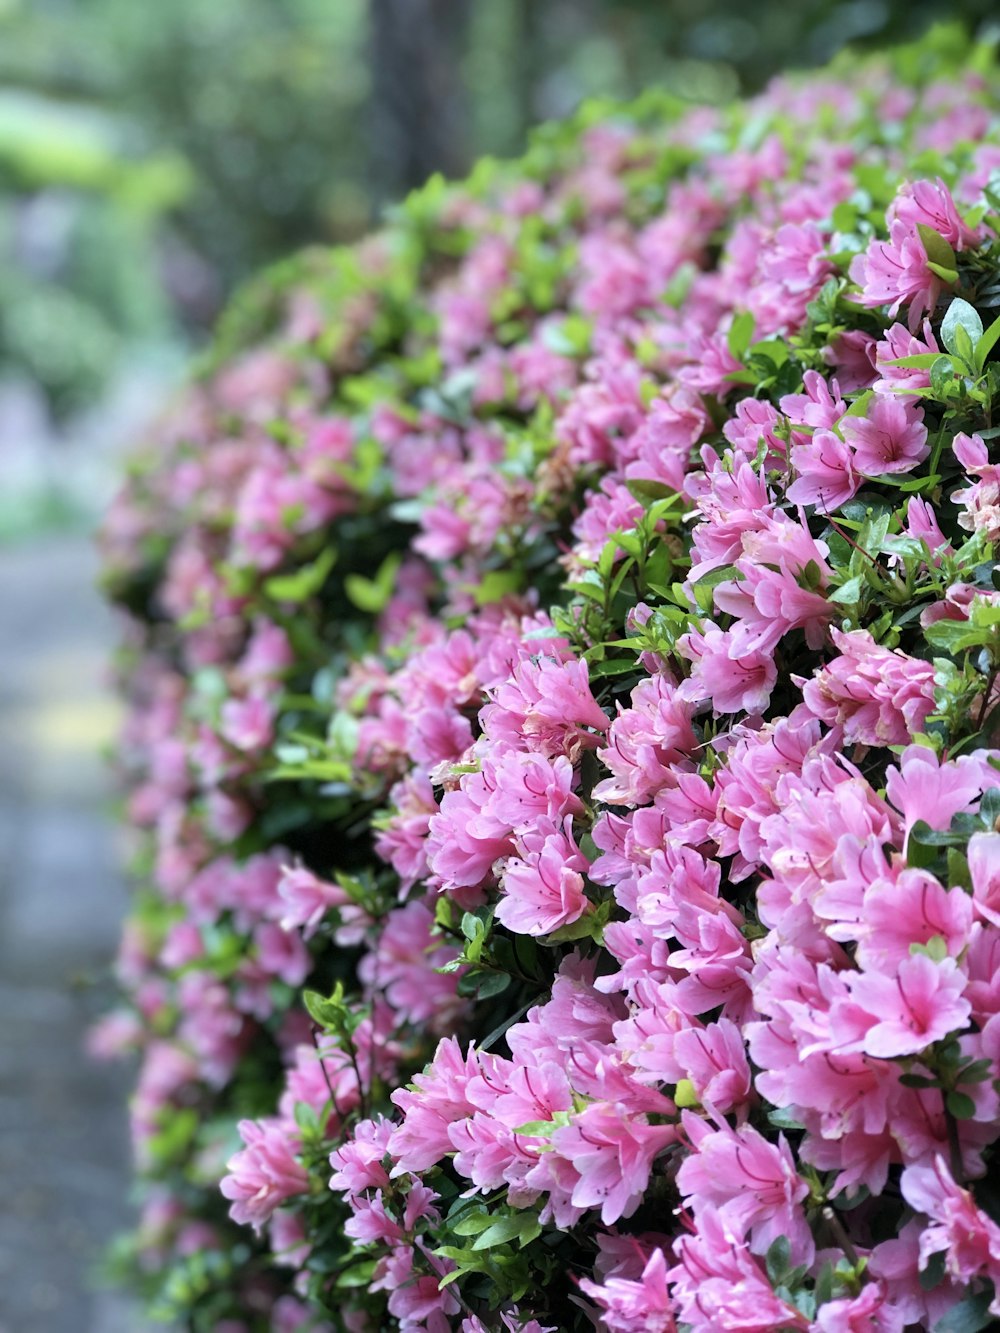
[100,27,1000,1333]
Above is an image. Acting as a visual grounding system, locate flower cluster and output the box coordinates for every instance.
[100,28,1000,1333]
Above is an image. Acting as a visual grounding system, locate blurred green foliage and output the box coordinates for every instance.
[0,0,997,418]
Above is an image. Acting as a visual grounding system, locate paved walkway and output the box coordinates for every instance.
[0,535,152,1332]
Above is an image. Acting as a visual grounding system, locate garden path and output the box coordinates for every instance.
[0,534,156,1332]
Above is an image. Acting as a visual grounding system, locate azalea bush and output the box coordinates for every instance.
[99,27,1000,1332]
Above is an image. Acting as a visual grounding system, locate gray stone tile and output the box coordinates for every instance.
[0,535,155,1333]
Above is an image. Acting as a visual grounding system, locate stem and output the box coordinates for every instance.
[821,1205,860,1266]
[824,515,880,569]
[311,1024,344,1122]
[976,667,997,731]
[944,1095,965,1183]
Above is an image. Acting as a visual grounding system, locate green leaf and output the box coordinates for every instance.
[975,310,1000,372]
[263,546,337,603]
[473,569,522,606]
[917,224,957,272]
[941,298,984,360]
[980,787,1000,828]
[471,1214,541,1250]
[899,1072,940,1089]
[882,352,946,369]
[674,1078,700,1109]
[451,1210,499,1238]
[568,575,605,604]
[926,262,960,284]
[344,552,403,614]
[767,1106,806,1131]
[946,1090,978,1120]
[912,934,948,962]
[303,984,348,1030]
[626,478,677,502]
[923,616,992,653]
[588,657,642,678]
[727,310,754,360]
[932,1289,995,1333]
[467,970,511,1000]
[930,355,957,394]
[765,1234,791,1283]
[919,1251,948,1292]
[540,314,592,357]
[829,575,864,605]
[461,910,489,942]
[336,1259,378,1289]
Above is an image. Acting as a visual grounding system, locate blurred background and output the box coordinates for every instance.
[0,1,997,1329]
[2,0,998,533]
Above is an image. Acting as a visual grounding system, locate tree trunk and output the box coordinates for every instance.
[368,0,473,205]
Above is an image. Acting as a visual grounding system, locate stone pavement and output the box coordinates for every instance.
[0,535,155,1332]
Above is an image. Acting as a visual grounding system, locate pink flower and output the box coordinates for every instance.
[484,750,583,832]
[278,867,351,936]
[787,429,859,511]
[901,1156,1000,1286]
[672,1019,753,1114]
[572,478,646,564]
[824,328,878,392]
[627,385,710,490]
[868,1217,967,1329]
[220,1118,309,1231]
[853,868,974,973]
[593,675,696,805]
[669,1206,810,1332]
[238,619,294,684]
[889,177,982,251]
[253,922,311,987]
[219,695,275,752]
[952,432,1000,541]
[373,773,438,892]
[495,818,590,936]
[802,628,936,745]
[372,1246,460,1330]
[448,1112,538,1195]
[688,454,775,577]
[842,397,928,477]
[269,1209,311,1270]
[679,331,746,397]
[884,746,984,848]
[781,370,847,435]
[760,221,834,294]
[678,625,778,715]
[903,495,951,560]
[359,902,465,1032]
[578,1248,676,1332]
[714,563,833,655]
[343,1190,406,1245]
[812,1283,904,1332]
[967,832,1000,927]
[481,656,609,759]
[849,218,942,328]
[874,320,939,393]
[722,396,785,462]
[426,772,513,893]
[954,429,989,471]
[553,1103,676,1225]
[329,1116,394,1199]
[839,954,971,1058]
[388,1039,480,1174]
[677,1114,813,1264]
[160,921,204,969]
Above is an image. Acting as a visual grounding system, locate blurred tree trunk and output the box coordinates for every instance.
[369,0,473,204]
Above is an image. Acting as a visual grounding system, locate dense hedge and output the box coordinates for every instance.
[100,27,1000,1332]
